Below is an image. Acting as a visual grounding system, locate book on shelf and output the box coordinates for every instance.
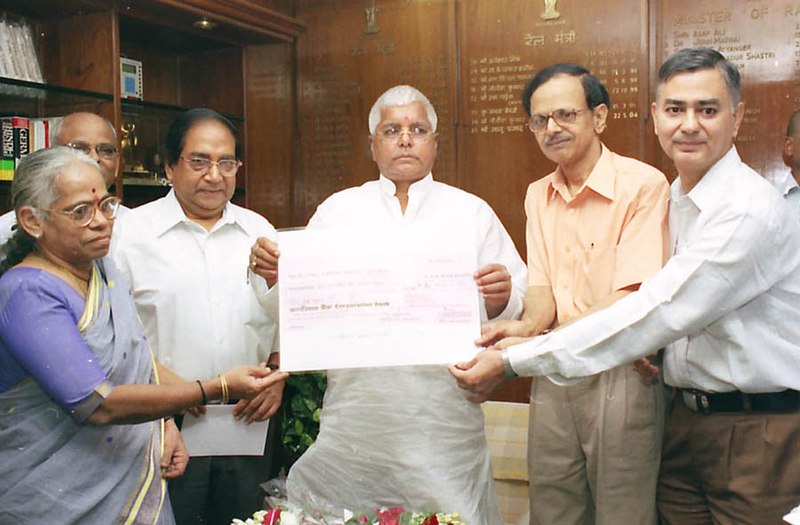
[29,118,51,152]
[0,116,58,181]
[0,18,43,83]
[12,116,29,171]
[0,118,13,182]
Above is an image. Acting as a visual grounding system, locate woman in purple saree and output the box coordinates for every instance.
[0,147,286,524]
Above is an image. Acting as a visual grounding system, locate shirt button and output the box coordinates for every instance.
[562,283,568,290]
[565,246,571,253]
[568,208,576,214]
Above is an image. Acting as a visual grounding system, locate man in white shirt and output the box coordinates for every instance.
[113,108,284,525]
[0,112,125,253]
[252,85,527,525]
[767,109,800,216]
[450,47,800,524]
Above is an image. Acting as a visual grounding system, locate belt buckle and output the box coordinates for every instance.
[682,390,711,414]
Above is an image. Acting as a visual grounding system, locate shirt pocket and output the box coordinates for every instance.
[575,243,615,308]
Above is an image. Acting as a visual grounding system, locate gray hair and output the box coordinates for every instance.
[49,113,117,145]
[368,85,438,134]
[12,146,99,213]
[657,47,741,107]
[0,147,101,274]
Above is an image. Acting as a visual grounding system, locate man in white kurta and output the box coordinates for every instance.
[276,86,527,525]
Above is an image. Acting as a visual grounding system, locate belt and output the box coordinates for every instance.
[679,388,800,414]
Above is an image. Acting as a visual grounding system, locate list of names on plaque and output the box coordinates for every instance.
[661,1,797,176]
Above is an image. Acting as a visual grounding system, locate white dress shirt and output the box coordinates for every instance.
[112,190,277,380]
[766,169,800,219]
[507,147,800,393]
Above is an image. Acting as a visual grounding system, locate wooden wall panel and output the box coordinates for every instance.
[180,47,245,114]
[458,0,650,252]
[656,1,798,179]
[294,0,456,224]
[40,10,117,94]
[245,43,296,228]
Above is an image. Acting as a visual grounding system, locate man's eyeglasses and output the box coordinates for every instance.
[527,108,590,133]
[65,142,119,160]
[49,195,121,227]
[375,124,435,143]
[180,156,242,177]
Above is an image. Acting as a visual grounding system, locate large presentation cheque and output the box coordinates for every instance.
[277,226,481,372]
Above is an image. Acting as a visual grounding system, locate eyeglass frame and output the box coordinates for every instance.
[373,123,437,143]
[64,141,119,160]
[45,194,122,227]
[179,155,242,177]
[527,108,592,133]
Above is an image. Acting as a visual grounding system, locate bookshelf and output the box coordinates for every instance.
[0,0,303,212]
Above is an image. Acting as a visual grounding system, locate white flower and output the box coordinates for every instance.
[281,510,301,525]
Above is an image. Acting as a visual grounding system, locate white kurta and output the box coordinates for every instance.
[287,174,527,525]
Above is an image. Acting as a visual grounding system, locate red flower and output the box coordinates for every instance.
[376,507,405,525]
[262,508,281,525]
[422,516,439,525]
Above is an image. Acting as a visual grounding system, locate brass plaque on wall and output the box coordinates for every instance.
[458,0,650,249]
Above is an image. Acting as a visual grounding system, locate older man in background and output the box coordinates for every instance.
[0,112,122,252]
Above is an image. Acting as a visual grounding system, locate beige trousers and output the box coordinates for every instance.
[657,396,800,525]
[527,366,665,525]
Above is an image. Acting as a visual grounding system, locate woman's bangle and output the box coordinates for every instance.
[196,379,208,405]
[219,374,229,404]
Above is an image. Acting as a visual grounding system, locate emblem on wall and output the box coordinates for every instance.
[541,0,561,20]
[364,3,380,35]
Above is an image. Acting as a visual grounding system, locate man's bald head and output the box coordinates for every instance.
[52,112,119,187]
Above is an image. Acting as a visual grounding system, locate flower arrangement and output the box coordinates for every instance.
[231,506,465,525]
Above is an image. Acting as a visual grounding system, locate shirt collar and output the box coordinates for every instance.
[673,146,740,212]
[548,144,614,203]
[151,189,252,236]
[378,173,434,196]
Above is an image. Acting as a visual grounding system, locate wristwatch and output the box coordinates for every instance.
[501,350,518,379]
